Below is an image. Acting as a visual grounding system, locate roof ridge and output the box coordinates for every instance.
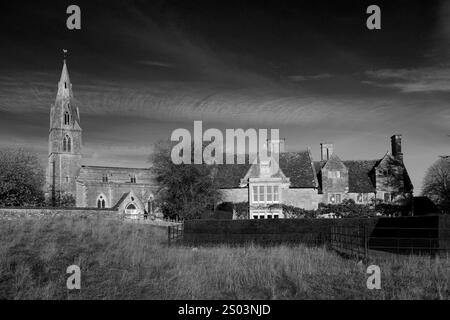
[81,165,150,170]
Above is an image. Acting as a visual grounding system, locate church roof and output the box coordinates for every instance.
[81,165,150,171]
[113,192,131,209]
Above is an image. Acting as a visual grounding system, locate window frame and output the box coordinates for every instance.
[64,111,70,125]
[329,193,342,204]
[97,195,107,209]
[251,184,281,205]
[250,209,282,220]
[63,135,71,152]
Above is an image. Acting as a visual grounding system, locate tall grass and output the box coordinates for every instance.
[0,214,448,299]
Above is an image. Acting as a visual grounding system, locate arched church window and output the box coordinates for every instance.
[64,111,70,125]
[97,195,106,209]
[63,135,71,152]
[130,175,136,183]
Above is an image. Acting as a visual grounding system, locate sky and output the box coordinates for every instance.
[0,0,449,193]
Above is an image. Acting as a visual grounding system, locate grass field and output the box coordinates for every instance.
[0,214,448,299]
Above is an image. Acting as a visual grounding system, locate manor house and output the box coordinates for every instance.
[214,137,413,219]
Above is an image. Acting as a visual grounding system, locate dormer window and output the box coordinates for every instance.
[64,111,70,125]
[63,135,71,152]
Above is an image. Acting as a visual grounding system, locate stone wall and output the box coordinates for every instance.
[76,166,158,209]
[282,188,320,210]
[0,207,119,220]
[219,188,248,203]
[78,166,154,184]
[79,182,158,210]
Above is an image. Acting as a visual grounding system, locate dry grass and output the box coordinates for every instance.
[0,214,448,300]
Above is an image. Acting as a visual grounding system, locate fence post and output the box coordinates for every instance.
[363,224,368,260]
[168,226,171,246]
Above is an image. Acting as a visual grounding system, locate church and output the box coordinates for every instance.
[46,55,157,217]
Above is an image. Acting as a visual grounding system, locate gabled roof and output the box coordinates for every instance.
[240,155,288,184]
[343,160,378,193]
[373,153,414,192]
[279,151,318,188]
[113,192,131,209]
[215,150,318,189]
[214,162,251,189]
[314,159,379,193]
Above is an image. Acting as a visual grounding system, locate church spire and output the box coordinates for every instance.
[56,49,73,100]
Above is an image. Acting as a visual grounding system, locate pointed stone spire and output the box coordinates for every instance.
[56,49,73,100]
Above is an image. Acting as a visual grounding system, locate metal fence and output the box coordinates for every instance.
[168,223,184,246]
[164,218,450,259]
[330,225,368,259]
[330,225,449,259]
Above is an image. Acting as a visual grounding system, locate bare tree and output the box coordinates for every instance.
[422,158,450,213]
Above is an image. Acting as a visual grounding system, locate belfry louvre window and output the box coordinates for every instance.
[64,111,70,125]
[63,135,71,152]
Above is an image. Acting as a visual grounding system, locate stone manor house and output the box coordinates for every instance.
[46,56,413,218]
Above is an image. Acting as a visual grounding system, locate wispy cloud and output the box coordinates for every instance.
[288,73,332,82]
[138,60,175,68]
[365,67,450,92]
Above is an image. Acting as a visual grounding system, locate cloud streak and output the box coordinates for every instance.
[365,67,450,92]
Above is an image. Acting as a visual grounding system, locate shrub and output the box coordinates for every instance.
[0,148,45,207]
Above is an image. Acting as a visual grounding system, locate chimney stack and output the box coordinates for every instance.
[267,138,285,154]
[320,143,333,161]
[390,134,403,162]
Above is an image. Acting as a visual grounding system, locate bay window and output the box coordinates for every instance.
[251,185,281,205]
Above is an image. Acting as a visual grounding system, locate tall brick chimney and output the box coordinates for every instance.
[391,134,403,162]
[320,143,333,161]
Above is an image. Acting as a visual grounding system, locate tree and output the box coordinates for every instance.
[0,148,45,207]
[45,191,76,207]
[422,158,450,213]
[150,141,221,220]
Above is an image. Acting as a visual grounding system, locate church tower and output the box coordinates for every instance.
[46,51,82,204]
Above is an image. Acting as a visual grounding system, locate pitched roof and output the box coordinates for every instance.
[279,151,318,188]
[343,160,378,193]
[403,168,414,192]
[214,162,251,189]
[215,151,318,189]
[113,192,131,209]
[314,159,379,193]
